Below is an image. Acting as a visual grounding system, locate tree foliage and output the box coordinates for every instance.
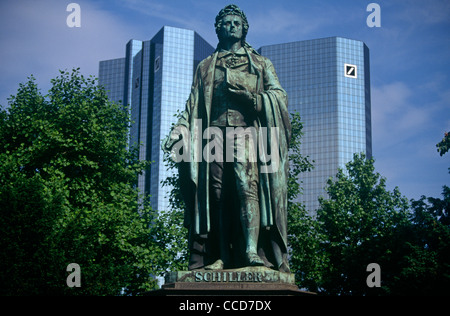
[301,153,450,295]
[284,113,323,291]
[315,153,411,295]
[0,69,166,295]
[402,187,450,295]
[436,131,450,156]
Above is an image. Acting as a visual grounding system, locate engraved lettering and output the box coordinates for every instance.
[195,271,203,282]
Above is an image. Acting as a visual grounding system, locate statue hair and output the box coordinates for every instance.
[214,4,254,51]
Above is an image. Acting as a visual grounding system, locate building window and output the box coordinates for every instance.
[155,56,160,73]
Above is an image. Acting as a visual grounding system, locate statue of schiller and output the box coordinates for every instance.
[163,4,291,273]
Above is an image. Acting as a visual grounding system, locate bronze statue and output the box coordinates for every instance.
[162,4,291,273]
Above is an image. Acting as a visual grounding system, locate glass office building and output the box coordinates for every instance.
[259,37,372,214]
[99,31,371,216]
[98,57,126,105]
[99,26,214,212]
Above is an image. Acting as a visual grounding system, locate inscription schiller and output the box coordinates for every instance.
[194,271,274,283]
[164,267,296,285]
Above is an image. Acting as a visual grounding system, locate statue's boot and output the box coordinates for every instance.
[241,199,264,267]
[204,259,224,270]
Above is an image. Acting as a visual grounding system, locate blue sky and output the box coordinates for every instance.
[0,0,449,202]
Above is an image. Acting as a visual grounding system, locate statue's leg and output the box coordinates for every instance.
[242,199,264,266]
[230,128,264,267]
[209,138,231,268]
[234,160,264,267]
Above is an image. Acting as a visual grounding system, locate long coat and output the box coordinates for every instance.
[174,47,291,271]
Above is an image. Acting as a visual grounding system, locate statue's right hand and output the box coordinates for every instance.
[162,128,183,152]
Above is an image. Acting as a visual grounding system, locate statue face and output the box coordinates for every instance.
[218,15,244,42]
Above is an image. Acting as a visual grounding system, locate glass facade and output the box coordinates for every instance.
[124,40,143,111]
[153,27,193,211]
[259,37,372,214]
[99,26,214,212]
[98,57,126,105]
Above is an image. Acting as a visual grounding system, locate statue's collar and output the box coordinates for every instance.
[217,47,247,59]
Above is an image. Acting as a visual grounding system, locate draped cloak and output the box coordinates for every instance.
[173,47,291,271]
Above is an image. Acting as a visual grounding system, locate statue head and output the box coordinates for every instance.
[215,4,249,46]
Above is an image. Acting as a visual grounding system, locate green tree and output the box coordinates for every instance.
[316,153,411,295]
[285,113,323,291]
[401,136,450,295]
[155,146,190,273]
[0,69,165,295]
[436,131,450,156]
[401,188,450,295]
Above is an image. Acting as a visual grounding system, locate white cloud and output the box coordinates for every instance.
[371,80,448,146]
[118,0,218,43]
[372,82,414,145]
[120,0,193,27]
[396,0,450,25]
[247,2,359,45]
[0,0,135,106]
[371,78,450,199]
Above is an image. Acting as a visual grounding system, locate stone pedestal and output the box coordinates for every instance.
[149,266,315,296]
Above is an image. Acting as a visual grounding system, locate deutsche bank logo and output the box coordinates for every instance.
[344,64,357,79]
